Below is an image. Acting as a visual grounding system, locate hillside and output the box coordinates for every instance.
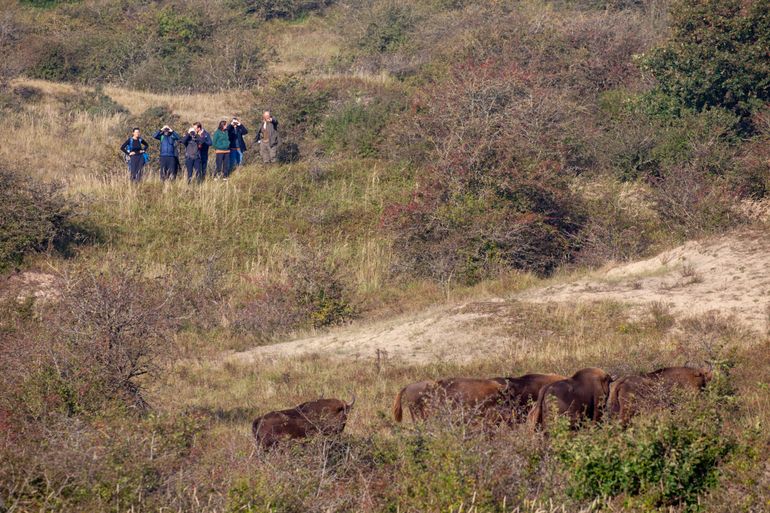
[1,0,770,512]
[227,228,770,364]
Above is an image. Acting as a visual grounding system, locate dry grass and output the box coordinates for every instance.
[267,15,343,74]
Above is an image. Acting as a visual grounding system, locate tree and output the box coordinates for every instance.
[641,0,770,123]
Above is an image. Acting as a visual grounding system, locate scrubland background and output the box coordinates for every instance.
[1,0,769,511]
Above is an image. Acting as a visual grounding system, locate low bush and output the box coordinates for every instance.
[58,85,127,116]
[357,1,417,54]
[0,167,82,271]
[242,0,335,20]
[648,166,740,238]
[553,401,734,509]
[233,250,357,340]
[320,100,391,158]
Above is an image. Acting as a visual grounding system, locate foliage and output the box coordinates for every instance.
[320,100,392,158]
[242,0,335,20]
[357,2,416,53]
[553,402,735,509]
[387,59,587,283]
[233,250,357,339]
[641,0,770,127]
[59,86,128,116]
[0,168,81,271]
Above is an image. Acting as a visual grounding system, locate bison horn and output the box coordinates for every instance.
[348,393,356,409]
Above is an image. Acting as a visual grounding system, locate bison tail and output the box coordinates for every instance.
[527,387,547,431]
[393,387,405,423]
[607,379,623,419]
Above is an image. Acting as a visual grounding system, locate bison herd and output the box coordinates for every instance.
[252,366,713,449]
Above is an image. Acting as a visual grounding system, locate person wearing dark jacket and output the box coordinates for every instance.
[212,120,231,179]
[120,127,149,182]
[193,122,212,178]
[181,127,204,183]
[257,111,280,164]
[153,125,180,180]
[227,117,249,169]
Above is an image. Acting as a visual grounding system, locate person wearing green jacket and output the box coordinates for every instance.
[212,120,232,179]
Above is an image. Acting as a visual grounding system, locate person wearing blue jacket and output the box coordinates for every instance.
[153,125,180,180]
[227,117,249,169]
[193,122,213,178]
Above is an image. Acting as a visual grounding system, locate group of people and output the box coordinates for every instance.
[120,111,280,183]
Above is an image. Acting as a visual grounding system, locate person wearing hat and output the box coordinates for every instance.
[227,116,249,169]
[212,120,232,180]
[120,127,149,182]
[153,125,181,180]
[181,126,203,183]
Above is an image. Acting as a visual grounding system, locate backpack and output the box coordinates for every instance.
[124,137,150,165]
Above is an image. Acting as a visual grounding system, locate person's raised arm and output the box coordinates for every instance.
[153,130,162,141]
[240,125,248,135]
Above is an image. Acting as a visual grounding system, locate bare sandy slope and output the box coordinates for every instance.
[227,229,770,365]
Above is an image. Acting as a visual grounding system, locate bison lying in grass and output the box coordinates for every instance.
[252,396,356,449]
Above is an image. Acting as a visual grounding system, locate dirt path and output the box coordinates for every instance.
[226,229,770,365]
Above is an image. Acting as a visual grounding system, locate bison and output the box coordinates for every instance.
[493,373,567,422]
[392,378,507,424]
[392,380,438,423]
[528,367,613,430]
[252,396,356,449]
[608,366,713,425]
[393,374,565,425]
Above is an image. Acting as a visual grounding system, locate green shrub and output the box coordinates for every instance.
[357,2,416,53]
[640,0,770,127]
[553,406,735,508]
[320,101,389,158]
[242,0,335,20]
[156,8,208,54]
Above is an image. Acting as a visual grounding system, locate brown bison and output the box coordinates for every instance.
[392,380,438,422]
[393,378,507,424]
[493,374,567,422]
[393,374,565,425]
[435,377,510,423]
[528,368,613,430]
[252,396,355,449]
[608,366,713,425]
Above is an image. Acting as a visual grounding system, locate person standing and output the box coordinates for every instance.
[153,125,180,180]
[212,120,231,180]
[181,127,203,183]
[120,128,149,182]
[257,111,280,164]
[194,122,212,178]
[227,116,249,170]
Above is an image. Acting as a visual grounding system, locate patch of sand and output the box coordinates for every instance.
[223,229,770,365]
[520,229,770,329]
